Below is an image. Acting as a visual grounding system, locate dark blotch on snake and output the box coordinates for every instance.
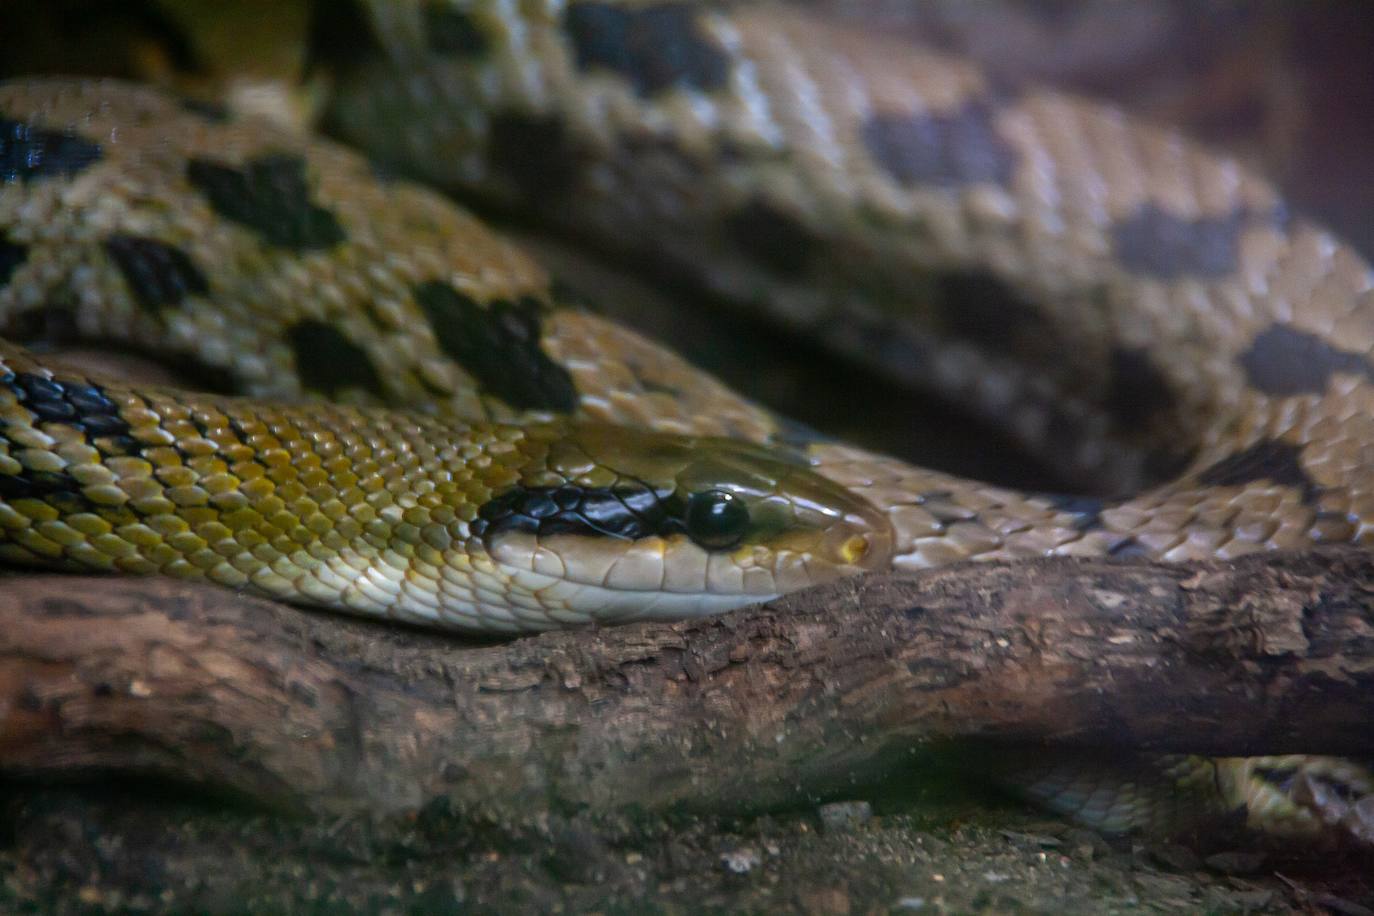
[564,2,729,97]
[726,200,820,277]
[287,320,387,399]
[0,466,89,508]
[861,102,1017,188]
[0,232,27,287]
[186,153,347,251]
[1107,347,1178,426]
[1039,493,1106,532]
[935,271,1049,350]
[414,281,577,412]
[4,372,131,442]
[473,483,684,541]
[0,117,102,182]
[1238,324,1373,397]
[1197,439,1319,504]
[103,235,209,314]
[424,3,489,56]
[487,112,580,201]
[1111,205,1246,279]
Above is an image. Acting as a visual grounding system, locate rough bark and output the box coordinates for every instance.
[1,548,1372,821]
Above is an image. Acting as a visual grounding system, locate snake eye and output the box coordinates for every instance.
[685,489,750,550]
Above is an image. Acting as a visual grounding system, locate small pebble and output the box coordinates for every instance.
[817,800,873,833]
[720,848,761,874]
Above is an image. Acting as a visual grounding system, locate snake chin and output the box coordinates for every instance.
[479,523,890,629]
[491,552,782,627]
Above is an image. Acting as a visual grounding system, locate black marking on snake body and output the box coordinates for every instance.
[414,282,577,413]
[0,233,26,287]
[5,373,132,441]
[103,235,209,314]
[424,3,489,56]
[727,200,820,278]
[1238,324,1373,397]
[487,113,580,201]
[473,483,684,542]
[861,103,1017,189]
[0,117,103,183]
[0,467,87,509]
[1111,205,1248,279]
[1197,439,1320,504]
[186,154,347,251]
[935,271,1049,350]
[1039,493,1106,532]
[287,320,386,399]
[1107,347,1178,426]
[564,2,729,97]
[6,373,69,420]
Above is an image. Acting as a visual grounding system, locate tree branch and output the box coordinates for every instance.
[1,548,1372,820]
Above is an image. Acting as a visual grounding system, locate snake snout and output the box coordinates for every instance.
[767,478,894,593]
[830,509,894,572]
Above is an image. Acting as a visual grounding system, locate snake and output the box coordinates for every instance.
[2,1,1373,841]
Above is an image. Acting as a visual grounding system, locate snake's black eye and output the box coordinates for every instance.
[685,489,749,550]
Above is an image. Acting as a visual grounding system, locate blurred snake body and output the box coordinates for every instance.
[2,1,1373,838]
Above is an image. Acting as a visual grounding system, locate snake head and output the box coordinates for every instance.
[470,424,893,627]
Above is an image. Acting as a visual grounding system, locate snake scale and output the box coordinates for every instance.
[2,1,1373,841]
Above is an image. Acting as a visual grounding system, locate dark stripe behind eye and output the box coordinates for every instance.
[471,484,684,541]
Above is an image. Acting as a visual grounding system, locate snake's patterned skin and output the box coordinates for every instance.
[2,1,1373,839]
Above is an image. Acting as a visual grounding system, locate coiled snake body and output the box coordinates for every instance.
[2,2,1373,838]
